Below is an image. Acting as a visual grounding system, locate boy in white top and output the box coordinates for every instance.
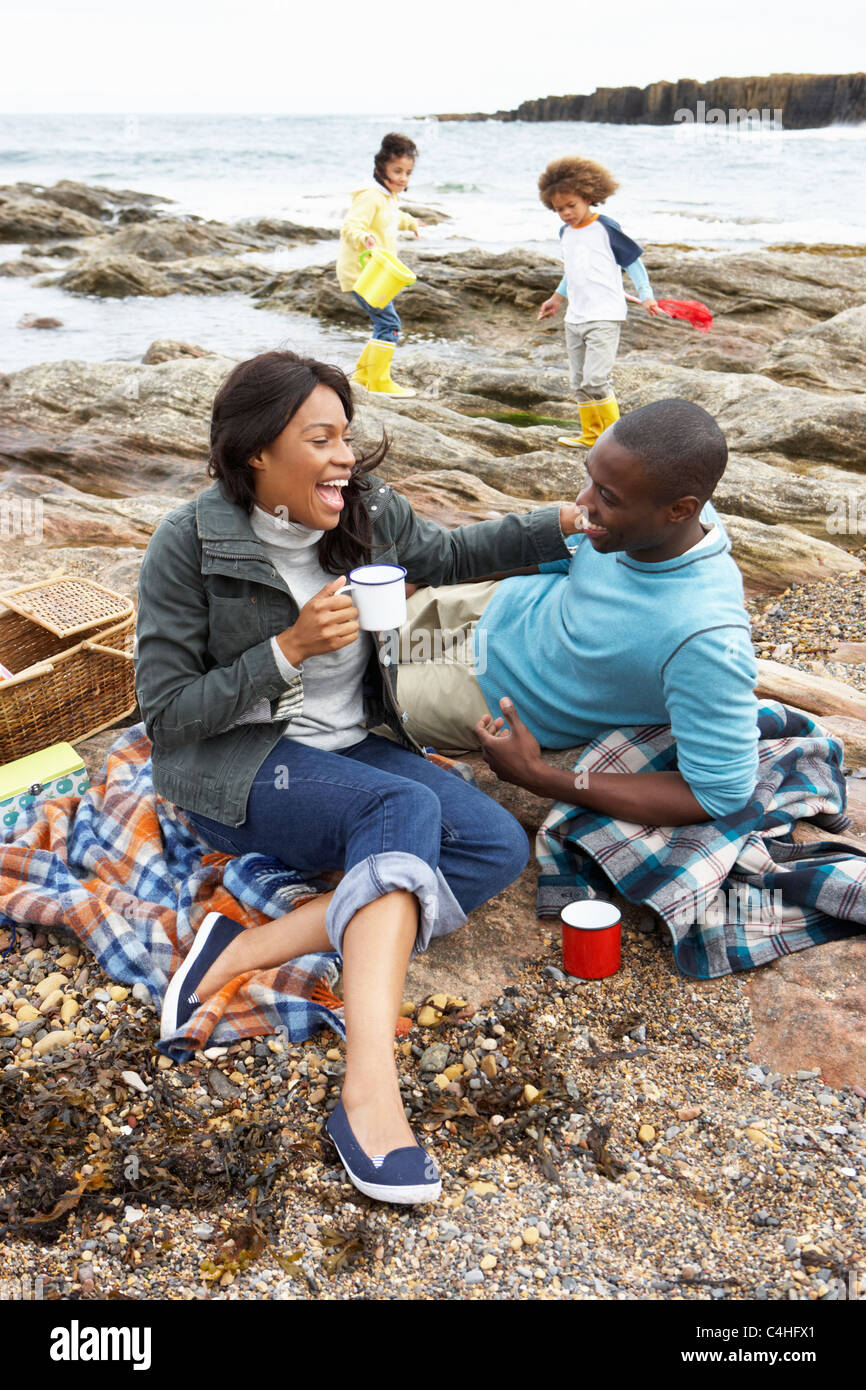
[536,156,661,450]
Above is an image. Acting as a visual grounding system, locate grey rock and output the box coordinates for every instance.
[15,1019,42,1038]
[207,1066,244,1101]
[543,966,566,982]
[419,1042,450,1073]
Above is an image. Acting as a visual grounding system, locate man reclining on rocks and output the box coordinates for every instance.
[397,397,760,825]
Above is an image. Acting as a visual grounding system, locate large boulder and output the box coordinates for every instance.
[0,469,183,548]
[141,339,214,365]
[642,247,866,338]
[719,513,862,593]
[0,191,104,242]
[745,938,866,1088]
[56,249,271,298]
[713,452,863,545]
[759,304,866,394]
[245,216,338,242]
[57,253,173,297]
[0,356,232,493]
[94,216,267,262]
[408,351,866,473]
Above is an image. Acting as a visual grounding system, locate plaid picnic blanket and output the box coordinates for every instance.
[0,724,343,1061]
[536,702,866,978]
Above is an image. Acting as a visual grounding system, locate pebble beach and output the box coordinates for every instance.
[3,851,864,1303]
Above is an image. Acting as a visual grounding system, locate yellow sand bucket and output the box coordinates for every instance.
[353,247,416,309]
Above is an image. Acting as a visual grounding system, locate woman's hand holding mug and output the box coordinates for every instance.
[276,577,359,667]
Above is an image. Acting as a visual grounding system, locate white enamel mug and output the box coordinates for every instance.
[338,563,407,631]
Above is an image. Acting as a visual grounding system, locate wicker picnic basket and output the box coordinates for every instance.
[0,577,137,763]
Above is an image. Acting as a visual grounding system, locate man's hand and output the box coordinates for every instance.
[475,698,544,789]
[643,298,662,317]
[537,293,564,321]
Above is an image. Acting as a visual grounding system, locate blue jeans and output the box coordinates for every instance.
[182,734,528,958]
[351,291,401,344]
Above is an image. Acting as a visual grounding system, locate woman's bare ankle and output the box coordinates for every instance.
[195,934,246,1002]
[341,1082,415,1156]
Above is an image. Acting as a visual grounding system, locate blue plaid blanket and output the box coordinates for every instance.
[0,724,343,1060]
[536,703,866,978]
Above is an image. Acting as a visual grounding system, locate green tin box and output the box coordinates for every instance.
[0,742,90,831]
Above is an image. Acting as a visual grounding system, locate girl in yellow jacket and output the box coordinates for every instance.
[338,132,419,397]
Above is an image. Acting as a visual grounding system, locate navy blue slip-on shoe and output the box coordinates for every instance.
[326,1099,442,1205]
[160,911,247,1040]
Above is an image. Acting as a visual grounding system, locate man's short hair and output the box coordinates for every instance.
[610,398,728,503]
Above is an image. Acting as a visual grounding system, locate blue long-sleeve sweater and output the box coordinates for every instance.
[473,509,760,819]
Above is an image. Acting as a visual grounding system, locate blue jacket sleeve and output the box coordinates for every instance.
[662,626,760,819]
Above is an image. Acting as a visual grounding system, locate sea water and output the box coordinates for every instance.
[1,112,865,370]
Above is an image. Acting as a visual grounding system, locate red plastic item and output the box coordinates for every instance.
[560,900,622,979]
[656,298,713,332]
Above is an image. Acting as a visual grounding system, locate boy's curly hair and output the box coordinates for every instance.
[538,157,619,209]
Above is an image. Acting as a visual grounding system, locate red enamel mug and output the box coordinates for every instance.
[560,900,622,979]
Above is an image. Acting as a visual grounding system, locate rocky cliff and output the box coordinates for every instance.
[436,72,866,128]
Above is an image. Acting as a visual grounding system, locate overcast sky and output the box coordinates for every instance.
[5,0,866,114]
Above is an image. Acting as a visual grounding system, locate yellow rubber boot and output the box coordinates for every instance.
[366,340,416,398]
[557,395,619,449]
[351,340,373,387]
[595,395,620,435]
[557,400,603,449]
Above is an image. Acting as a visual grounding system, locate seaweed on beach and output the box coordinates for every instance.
[0,1022,294,1239]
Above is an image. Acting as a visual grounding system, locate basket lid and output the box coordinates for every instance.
[0,577,133,639]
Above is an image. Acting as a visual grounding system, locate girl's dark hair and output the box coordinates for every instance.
[208,350,388,575]
[373,132,418,190]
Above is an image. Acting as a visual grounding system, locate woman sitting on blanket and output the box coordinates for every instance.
[135,350,580,1206]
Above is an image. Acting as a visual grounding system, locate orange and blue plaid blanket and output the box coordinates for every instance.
[0,724,343,1060]
[537,703,866,978]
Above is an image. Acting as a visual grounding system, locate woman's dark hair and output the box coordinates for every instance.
[373,132,418,190]
[208,350,388,574]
